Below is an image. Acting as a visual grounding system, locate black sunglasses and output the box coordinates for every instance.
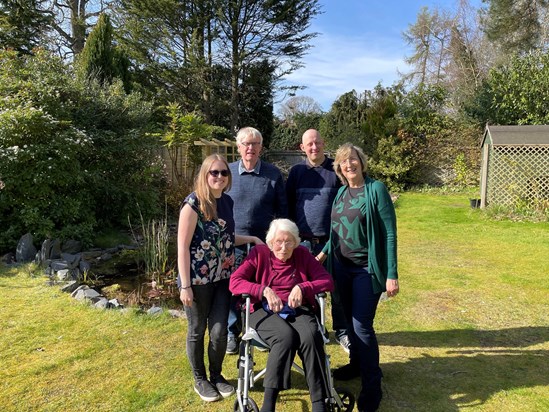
[208,169,229,177]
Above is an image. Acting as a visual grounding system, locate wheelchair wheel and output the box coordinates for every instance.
[330,387,355,412]
[233,397,259,412]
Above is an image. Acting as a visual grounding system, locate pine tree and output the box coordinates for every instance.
[0,0,51,54]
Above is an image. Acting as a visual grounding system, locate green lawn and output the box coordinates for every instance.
[1,191,548,412]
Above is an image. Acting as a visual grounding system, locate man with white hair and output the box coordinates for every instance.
[225,126,288,354]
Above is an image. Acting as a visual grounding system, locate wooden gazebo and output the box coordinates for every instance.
[480,125,549,209]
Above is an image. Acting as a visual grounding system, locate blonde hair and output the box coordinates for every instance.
[194,154,232,221]
[236,127,263,145]
[333,143,368,186]
[265,219,301,250]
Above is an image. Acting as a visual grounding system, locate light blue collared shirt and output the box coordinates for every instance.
[238,159,262,175]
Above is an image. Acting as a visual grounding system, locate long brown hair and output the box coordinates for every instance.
[194,154,232,221]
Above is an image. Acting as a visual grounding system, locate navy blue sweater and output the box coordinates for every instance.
[227,160,288,240]
[286,157,341,238]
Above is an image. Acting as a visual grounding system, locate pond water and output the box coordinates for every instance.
[94,260,182,309]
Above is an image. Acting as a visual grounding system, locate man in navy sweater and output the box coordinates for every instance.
[225,126,288,354]
[286,129,350,353]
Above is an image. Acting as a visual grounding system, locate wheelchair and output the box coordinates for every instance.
[233,292,355,412]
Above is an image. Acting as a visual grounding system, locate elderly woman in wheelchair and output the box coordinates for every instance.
[229,218,334,412]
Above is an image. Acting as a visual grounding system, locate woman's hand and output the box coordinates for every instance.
[179,288,194,307]
[288,285,303,309]
[263,286,283,313]
[386,279,399,297]
[315,252,326,263]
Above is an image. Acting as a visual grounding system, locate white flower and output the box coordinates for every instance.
[200,240,211,250]
[194,249,204,260]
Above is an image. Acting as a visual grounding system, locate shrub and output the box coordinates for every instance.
[0,49,165,252]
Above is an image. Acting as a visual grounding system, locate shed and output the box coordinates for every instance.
[480,125,549,209]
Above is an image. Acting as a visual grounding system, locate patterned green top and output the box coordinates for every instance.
[323,176,398,293]
[331,185,369,266]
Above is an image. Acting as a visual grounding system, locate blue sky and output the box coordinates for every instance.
[278,0,483,113]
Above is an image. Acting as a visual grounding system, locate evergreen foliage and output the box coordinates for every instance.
[468,50,549,124]
[0,0,51,54]
[77,13,131,92]
[0,50,164,252]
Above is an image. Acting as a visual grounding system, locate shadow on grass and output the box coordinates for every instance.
[376,328,549,410]
[378,326,549,348]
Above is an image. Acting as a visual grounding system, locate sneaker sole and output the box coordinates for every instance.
[217,387,235,398]
[194,386,220,402]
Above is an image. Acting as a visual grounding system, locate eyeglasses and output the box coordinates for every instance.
[208,169,229,177]
[273,239,295,248]
[240,141,261,147]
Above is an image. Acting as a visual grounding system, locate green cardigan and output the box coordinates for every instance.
[323,176,398,293]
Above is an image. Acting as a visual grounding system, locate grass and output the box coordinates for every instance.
[1,190,548,412]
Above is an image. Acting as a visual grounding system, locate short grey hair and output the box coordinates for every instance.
[265,219,301,249]
[236,127,263,145]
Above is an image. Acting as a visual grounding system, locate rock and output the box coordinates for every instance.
[61,253,81,269]
[147,306,163,316]
[49,239,62,260]
[94,298,109,309]
[56,269,70,281]
[60,281,79,293]
[39,239,53,263]
[72,286,101,301]
[62,239,82,254]
[16,233,37,263]
[168,309,186,319]
[98,252,112,261]
[79,260,91,274]
[1,253,15,264]
[51,260,69,272]
[108,299,123,309]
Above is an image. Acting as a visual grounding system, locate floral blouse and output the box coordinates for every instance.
[184,192,236,285]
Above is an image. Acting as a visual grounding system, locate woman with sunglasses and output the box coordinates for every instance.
[177,154,263,403]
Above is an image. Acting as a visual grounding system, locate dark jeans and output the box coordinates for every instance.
[184,278,231,380]
[302,239,347,338]
[250,307,328,403]
[333,258,383,389]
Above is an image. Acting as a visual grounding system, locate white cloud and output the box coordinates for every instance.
[278,31,410,111]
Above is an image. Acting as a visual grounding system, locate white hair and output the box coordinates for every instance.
[265,219,301,249]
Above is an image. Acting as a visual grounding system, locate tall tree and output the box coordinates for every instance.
[115,0,319,138]
[0,0,52,54]
[480,0,549,55]
[40,0,113,58]
[77,13,129,90]
[402,6,453,87]
[215,0,321,132]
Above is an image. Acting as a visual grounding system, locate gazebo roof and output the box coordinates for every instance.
[481,124,549,146]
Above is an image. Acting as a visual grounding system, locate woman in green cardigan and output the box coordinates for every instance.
[317,143,399,412]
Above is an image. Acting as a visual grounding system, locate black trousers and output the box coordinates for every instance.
[249,307,328,403]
